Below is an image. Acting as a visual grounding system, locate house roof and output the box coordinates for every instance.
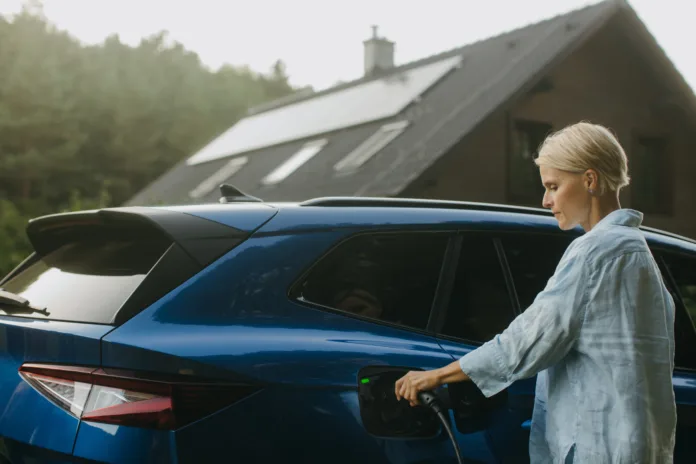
[126,0,651,207]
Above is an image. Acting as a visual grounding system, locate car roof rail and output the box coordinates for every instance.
[641,226,696,245]
[300,196,696,245]
[219,184,263,203]
[299,196,553,217]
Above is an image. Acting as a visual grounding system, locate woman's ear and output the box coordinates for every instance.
[584,169,599,193]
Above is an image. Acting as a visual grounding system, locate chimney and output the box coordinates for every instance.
[363,25,394,76]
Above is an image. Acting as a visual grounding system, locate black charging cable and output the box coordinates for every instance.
[418,391,463,464]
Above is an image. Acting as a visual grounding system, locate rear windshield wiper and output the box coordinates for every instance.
[0,289,50,316]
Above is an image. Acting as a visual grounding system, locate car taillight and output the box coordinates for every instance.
[19,363,260,430]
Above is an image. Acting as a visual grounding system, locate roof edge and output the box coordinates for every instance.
[614,1,696,120]
[244,0,615,117]
[362,1,620,198]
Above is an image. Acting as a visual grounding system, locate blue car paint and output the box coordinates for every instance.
[72,422,174,464]
[436,339,537,463]
[78,210,556,462]
[673,370,696,462]
[0,318,112,456]
[0,202,695,463]
[93,230,492,462]
[171,387,472,464]
[254,205,569,235]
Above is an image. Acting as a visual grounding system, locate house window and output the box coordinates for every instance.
[189,156,248,199]
[334,121,409,173]
[507,119,551,205]
[631,136,671,215]
[262,139,327,185]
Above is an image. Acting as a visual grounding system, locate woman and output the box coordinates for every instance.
[395,122,677,463]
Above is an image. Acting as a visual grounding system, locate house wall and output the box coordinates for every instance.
[411,20,696,239]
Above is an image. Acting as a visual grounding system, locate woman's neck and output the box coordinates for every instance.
[583,195,621,232]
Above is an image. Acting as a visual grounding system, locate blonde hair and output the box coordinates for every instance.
[534,122,630,194]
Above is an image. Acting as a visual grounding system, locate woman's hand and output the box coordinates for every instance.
[394,361,471,406]
[394,370,441,406]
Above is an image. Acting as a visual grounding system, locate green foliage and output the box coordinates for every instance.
[0,4,295,276]
[0,200,31,276]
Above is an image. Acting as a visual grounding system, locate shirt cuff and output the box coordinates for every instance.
[458,339,511,398]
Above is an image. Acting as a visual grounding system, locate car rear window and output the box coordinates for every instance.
[1,237,170,324]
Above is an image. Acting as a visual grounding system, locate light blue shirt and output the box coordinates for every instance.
[459,209,677,463]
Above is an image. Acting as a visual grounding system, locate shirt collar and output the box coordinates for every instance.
[592,209,643,232]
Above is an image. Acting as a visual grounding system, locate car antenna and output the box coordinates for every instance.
[218,184,263,203]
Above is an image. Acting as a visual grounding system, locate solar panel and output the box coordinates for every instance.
[188,156,248,199]
[187,55,463,166]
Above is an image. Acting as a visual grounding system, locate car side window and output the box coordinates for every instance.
[663,252,696,327]
[500,234,573,310]
[440,235,515,343]
[659,251,696,370]
[293,232,450,331]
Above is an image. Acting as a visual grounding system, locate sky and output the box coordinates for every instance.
[0,0,694,93]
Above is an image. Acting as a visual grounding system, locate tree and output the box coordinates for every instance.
[0,200,31,276]
[0,7,296,274]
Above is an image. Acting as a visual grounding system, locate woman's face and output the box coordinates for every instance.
[539,165,591,231]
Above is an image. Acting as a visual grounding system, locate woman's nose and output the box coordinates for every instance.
[542,192,552,209]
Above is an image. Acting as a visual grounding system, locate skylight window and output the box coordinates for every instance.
[188,156,248,199]
[334,121,409,172]
[262,139,327,185]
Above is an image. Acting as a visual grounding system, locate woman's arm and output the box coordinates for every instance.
[395,251,592,405]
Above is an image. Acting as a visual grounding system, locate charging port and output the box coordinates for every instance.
[358,366,465,464]
[358,366,440,438]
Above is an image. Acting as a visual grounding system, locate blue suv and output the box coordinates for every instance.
[1,188,695,463]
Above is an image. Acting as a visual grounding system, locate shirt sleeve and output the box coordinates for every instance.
[458,251,592,397]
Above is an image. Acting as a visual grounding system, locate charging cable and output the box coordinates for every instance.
[417,391,463,464]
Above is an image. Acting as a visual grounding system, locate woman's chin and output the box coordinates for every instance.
[555,217,573,231]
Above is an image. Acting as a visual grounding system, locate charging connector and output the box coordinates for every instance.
[357,367,464,462]
[417,391,463,464]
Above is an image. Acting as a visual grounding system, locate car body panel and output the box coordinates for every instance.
[0,318,111,456]
[72,422,174,464]
[1,200,695,463]
[98,230,494,462]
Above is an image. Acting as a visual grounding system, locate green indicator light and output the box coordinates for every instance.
[361,378,370,384]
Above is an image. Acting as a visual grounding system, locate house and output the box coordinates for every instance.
[126,0,696,239]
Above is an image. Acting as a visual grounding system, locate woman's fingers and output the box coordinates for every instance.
[394,378,403,400]
[394,370,442,407]
[407,386,416,406]
[395,373,409,401]
[405,380,418,405]
[396,375,409,401]
[394,371,427,406]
